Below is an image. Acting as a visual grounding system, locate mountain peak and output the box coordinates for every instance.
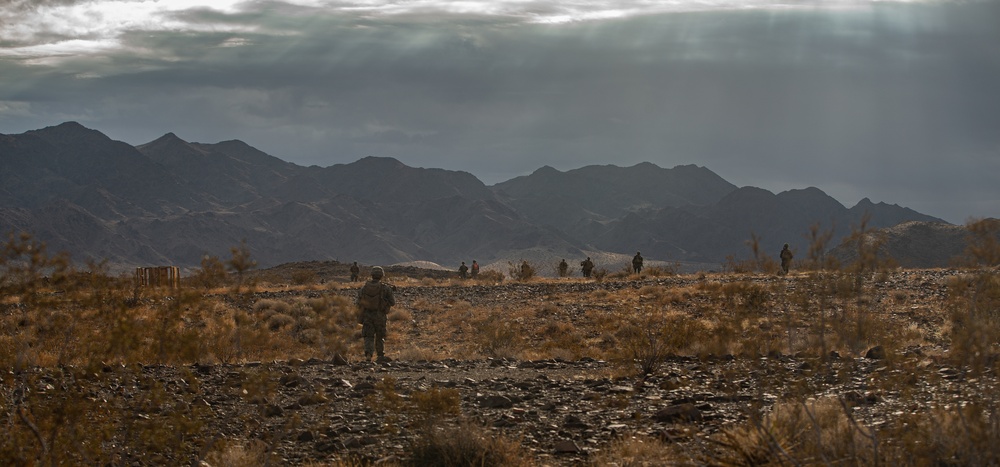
[32,121,100,137]
[630,161,661,170]
[532,165,561,176]
[137,132,197,154]
[55,121,87,130]
[146,132,185,144]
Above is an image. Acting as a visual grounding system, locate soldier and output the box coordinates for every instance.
[356,266,396,363]
[458,261,469,279]
[632,251,643,275]
[349,261,360,282]
[580,257,594,278]
[558,259,569,277]
[471,260,480,278]
[780,244,793,275]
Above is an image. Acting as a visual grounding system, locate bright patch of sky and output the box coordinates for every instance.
[1,0,951,55]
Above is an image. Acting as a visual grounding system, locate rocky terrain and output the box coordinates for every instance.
[9,267,994,465]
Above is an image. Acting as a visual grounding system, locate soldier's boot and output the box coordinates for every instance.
[376,355,390,363]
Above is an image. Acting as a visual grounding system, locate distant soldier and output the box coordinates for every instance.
[580,257,594,278]
[780,244,793,275]
[458,261,469,279]
[356,266,396,363]
[349,261,360,282]
[471,260,480,278]
[558,259,569,277]
[520,260,531,280]
[632,251,643,275]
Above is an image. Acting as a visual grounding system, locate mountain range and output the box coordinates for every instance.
[0,122,949,273]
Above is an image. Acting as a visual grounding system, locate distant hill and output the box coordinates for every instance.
[827,220,996,269]
[0,122,953,273]
[492,163,737,232]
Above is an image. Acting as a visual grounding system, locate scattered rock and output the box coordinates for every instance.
[865,346,887,360]
[553,439,582,454]
[479,395,514,409]
[653,403,703,423]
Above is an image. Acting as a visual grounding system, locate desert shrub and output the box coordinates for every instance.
[593,268,608,281]
[204,439,271,467]
[266,313,295,331]
[474,269,505,283]
[419,277,439,286]
[723,255,757,274]
[389,307,412,322]
[537,320,585,358]
[395,345,445,362]
[406,423,532,467]
[408,387,461,423]
[721,281,771,313]
[191,255,227,289]
[554,261,576,277]
[711,397,878,465]
[507,261,536,281]
[828,306,905,357]
[643,264,678,277]
[946,271,1000,373]
[615,310,706,375]
[290,268,316,285]
[298,328,323,345]
[965,218,1000,266]
[226,240,258,290]
[590,436,688,466]
[608,267,632,280]
[254,299,290,316]
[471,313,524,359]
[883,401,1000,465]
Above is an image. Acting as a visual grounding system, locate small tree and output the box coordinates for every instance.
[192,255,227,289]
[226,240,257,291]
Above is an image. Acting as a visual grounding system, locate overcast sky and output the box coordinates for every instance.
[1,0,998,224]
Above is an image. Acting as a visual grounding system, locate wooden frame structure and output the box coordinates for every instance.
[135,266,180,288]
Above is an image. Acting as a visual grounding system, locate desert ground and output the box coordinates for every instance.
[3,247,1000,465]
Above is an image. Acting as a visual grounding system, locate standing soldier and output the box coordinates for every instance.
[558,259,569,277]
[471,260,480,278]
[780,244,794,275]
[349,261,360,282]
[632,251,643,275]
[458,261,469,279]
[580,257,594,278]
[357,266,396,363]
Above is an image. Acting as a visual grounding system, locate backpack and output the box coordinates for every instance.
[358,282,384,311]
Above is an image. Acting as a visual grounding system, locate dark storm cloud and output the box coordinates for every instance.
[1,1,998,223]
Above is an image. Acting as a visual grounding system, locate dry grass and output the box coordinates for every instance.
[3,224,1000,465]
[711,397,879,465]
[406,423,533,467]
[590,436,691,466]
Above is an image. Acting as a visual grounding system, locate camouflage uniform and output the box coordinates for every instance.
[349,262,360,282]
[780,244,793,274]
[580,257,594,278]
[632,252,643,274]
[357,266,396,362]
[458,262,469,279]
[558,259,568,277]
